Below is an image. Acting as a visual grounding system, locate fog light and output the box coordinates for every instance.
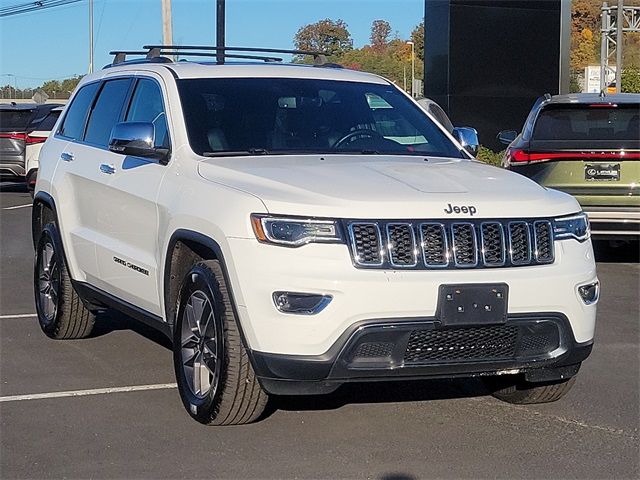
[273,292,332,315]
[578,282,599,305]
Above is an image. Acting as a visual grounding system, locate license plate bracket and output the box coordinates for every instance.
[585,163,620,181]
[436,283,509,326]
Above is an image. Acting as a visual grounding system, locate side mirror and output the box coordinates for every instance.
[108,122,169,164]
[497,130,518,146]
[452,127,480,157]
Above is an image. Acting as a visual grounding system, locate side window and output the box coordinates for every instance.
[125,79,169,148]
[84,79,131,147]
[58,83,100,140]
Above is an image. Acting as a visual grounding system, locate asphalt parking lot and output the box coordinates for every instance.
[1,183,638,480]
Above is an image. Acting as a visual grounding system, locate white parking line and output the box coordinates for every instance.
[3,204,32,210]
[0,313,37,319]
[0,383,178,403]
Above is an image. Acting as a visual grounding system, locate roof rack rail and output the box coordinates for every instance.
[106,45,328,67]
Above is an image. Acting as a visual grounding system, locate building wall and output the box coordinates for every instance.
[424,0,570,150]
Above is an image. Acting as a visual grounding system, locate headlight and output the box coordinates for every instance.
[251,214,343,247]
[553,212,590,242]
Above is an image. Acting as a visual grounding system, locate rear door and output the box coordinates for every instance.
[52,79,132,284]
[93,75,170,316]
[527,103,640,209]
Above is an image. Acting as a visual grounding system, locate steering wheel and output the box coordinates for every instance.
[333,129,385,150]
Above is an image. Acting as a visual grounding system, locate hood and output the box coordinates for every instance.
[197,154,581,219]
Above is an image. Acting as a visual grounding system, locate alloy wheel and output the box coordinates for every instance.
[37,242,60,324]
[180,290,220,398]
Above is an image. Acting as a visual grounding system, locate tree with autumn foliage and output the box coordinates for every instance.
[293,18,353,60]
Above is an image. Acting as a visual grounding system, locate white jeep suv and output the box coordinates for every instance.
[32,46,598,425]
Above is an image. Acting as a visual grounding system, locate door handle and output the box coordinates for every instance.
[60,152,74,162]
[99,163,116,175]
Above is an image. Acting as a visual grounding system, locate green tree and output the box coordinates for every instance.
[410,22,424,62]
[294,19,353,60]
[370,20,392,50]
[41,80,62,98]
[621,67,640,92]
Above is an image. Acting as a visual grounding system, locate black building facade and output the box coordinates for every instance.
[424,0,571,150]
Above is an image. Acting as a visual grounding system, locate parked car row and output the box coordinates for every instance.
[0,102,63,195]
[416,93,639,242]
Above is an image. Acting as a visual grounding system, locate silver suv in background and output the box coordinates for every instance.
[0,103,63,193]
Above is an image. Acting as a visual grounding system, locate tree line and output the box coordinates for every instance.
[294,18,424,93]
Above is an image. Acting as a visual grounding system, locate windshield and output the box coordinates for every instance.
[178,77,464,158]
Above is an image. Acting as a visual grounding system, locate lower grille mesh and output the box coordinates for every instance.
[404,325,519,363]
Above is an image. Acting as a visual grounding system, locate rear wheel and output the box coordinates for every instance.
[484,374,577,404]
[26,169,37,198]
[34,223,95,339]
[173,260,268,425]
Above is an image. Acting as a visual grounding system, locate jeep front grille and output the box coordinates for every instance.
[346,219,555,269]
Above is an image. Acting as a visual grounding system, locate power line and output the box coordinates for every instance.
[0,0,85,18]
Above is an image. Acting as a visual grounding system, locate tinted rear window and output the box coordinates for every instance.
[84,79,131,147]
[533,104,640,141]
[59,83,100,140]
[33,111,61,132]
[0,110,34,132]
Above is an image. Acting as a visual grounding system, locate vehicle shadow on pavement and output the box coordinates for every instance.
[593,240,639,263]
[90,311,173,350]
[0,183,28,194]
[270,377,488,413]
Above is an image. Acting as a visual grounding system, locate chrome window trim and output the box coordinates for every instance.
[348,222,384,267]
[451,222,478,268]
[533,220,555,263]
[386,223,418,268]
[419,222,450,268]
[480,221,506,267]
[508,221,532,265]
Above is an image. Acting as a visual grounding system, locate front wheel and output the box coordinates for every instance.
[483,374,577,404]
[173,260,268,425]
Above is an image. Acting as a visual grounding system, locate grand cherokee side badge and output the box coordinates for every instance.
[444,203,477,216]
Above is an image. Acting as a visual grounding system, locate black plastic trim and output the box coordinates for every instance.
[251,313,593,395]
[72,281,171,338]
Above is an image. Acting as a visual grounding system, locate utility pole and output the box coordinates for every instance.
[407,41,415,98]
[216,0,226,64]
[162,0,173,46]
[615,0,623,92]
[89,0,94,73]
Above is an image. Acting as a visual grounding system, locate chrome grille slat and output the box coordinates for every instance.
[347,219,555,270]
[386,223,418,267]
[419,223,449,267]
[451,223,478,267]
[508,222,532,265]
[480,222,506,266]
[348,223,383,266]
[533,220,554,263]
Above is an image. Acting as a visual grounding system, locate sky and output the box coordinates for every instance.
[0,0,424,88]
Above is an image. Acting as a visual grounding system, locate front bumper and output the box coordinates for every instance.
[251,313,592,395]
[585,207,640,238]
[226,237,598,356]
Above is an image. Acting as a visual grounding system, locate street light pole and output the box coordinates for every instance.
[89,0,94,73]
[407,41,415,98]
[615,0,623,92]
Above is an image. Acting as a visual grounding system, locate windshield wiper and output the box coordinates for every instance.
[203,148,270,157]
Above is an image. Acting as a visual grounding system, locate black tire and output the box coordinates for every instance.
[173,260,268,425]
[26,170,37,198]
[484,374,577,404]
[34,223,95,339]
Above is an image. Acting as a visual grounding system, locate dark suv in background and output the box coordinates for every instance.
[0,103,63,189]
[499,93,640,241]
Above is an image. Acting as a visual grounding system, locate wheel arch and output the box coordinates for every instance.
[32,191,57,249]
[164,230,234,329]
